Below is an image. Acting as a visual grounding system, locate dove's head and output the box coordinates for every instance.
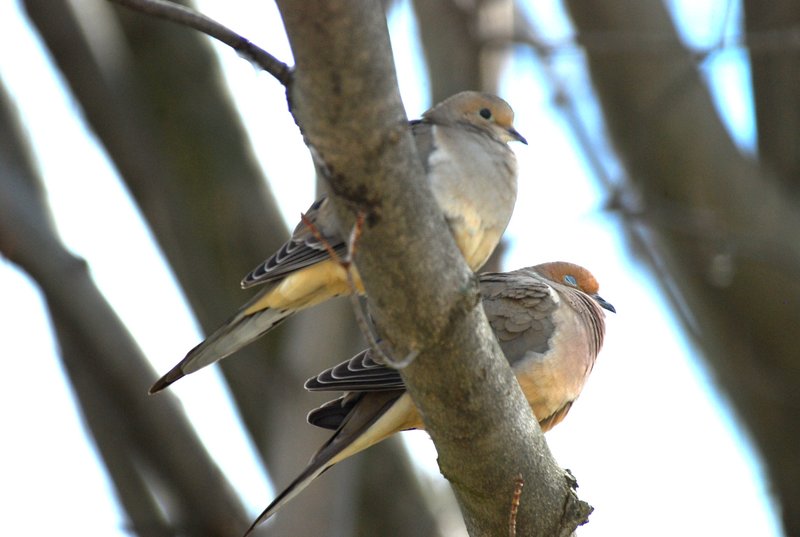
[535,261,616,313]
[424,91,528,145]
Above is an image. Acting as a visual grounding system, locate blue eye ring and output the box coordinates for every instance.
[563,274,578,286]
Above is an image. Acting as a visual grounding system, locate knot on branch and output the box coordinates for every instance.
[559,469,593,535]
[326,173,383,227]
[440,270,482,332]
[321,119,411,228]
[308,143,383,227]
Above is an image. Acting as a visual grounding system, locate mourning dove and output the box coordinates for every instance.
[245,261,615,532]
[151,92,526,393]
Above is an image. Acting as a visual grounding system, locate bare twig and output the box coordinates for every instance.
[509,474,524,537]
[108,0,292,86]
[299,211,343,264]
[345,211,366,262]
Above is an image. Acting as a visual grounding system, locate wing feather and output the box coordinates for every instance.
[241,198,347,288]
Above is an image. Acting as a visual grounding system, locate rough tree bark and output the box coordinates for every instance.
[275,1,591,535]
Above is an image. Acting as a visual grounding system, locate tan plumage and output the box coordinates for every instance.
[150,92,526,393]
[244,262,615,533]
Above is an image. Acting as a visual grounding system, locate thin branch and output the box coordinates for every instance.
[503,27,800,68]
[509,474,524,537]
[108,0,292,86]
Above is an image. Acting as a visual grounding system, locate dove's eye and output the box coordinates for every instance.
[563,275,578,286]
[479,108,492,119]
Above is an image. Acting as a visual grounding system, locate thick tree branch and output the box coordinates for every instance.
[107,0,292,85]
[275,1,590,535]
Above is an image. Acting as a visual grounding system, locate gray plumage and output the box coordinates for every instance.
[152,92,526,393]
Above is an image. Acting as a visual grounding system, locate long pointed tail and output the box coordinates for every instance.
[243,391,408,535]
[151,260,356,393]
[150,305,292,393]
[243,455,332,537]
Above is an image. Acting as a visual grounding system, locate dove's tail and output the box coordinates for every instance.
[243,391,411,536]
[150,260,362,393]
[149,301,292,394]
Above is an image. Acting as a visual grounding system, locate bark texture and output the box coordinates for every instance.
[275,2,590,535]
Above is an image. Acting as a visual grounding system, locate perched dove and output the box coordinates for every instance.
[151,92,526,393]
[245,261,615,532]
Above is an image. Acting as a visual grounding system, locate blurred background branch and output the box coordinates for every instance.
[562,3,800,534]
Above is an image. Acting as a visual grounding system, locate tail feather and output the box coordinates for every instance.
[243,391,406,535]
[150,306,292,393]
[242,458,332,536]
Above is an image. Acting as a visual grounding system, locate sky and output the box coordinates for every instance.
[0,0,781,535]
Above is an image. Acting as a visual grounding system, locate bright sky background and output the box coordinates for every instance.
[0,0,781,535]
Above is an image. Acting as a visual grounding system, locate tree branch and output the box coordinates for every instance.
[0,79,248,536]
[744,0,800,196]
[563,1,800,534]
[25,0,293,465]
[412,0,482,101]
[275,1,590,535]
[107,0,292,86]
[26,1,447,533]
